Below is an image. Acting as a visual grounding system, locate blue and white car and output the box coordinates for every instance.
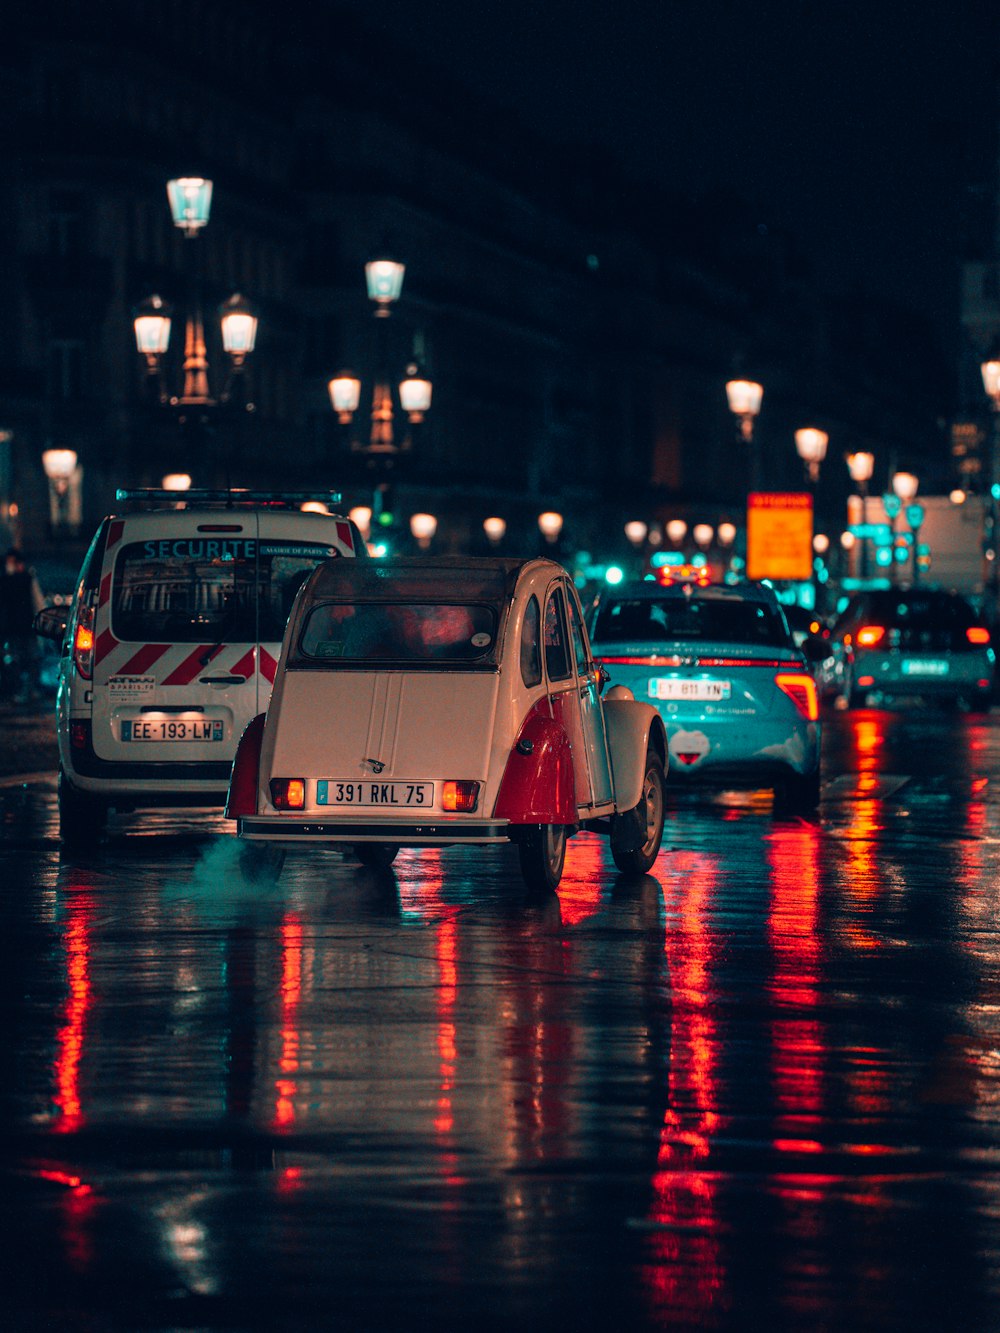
[588,571,825,813]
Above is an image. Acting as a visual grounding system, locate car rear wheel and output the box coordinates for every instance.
[611,751,666,876]
[518,823,567,893]
[58,770,107,847]
[354,843,400,870]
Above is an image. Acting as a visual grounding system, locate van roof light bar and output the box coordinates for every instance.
[116,488,343,508]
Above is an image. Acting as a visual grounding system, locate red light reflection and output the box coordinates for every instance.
[53,894,93,1132]
[273,913,302,1130]
[641,851,725,1319]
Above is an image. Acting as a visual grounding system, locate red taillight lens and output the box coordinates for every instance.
[442,780,480,812]
[855,625,885,648]
[967,626,991,645]
[270,778,305,810]
[73,605,95,680]
[70,720,90,751]
[775,671,819,721]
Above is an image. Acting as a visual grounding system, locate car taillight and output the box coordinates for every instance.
[775,671,819,721]
[70,720,90,751]
[270,778,305,810]
[967,627,991,645]
[855,625,885,648]
[73,605,95,680]
[442,780,480,812]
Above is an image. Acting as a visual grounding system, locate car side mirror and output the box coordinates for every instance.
[595,661,611,693]
[33,605,69,644]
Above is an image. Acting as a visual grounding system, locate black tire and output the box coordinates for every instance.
[774,768,821,816]
[355,843,400,870]
[517,823,567,894]
[611,751,666,876]
[238,842,286,884]
[58,770,107,847]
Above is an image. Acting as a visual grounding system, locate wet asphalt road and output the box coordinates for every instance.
[3,704,1000,1331]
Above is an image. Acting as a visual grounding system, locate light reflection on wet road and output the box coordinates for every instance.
[4,707,1000,1330]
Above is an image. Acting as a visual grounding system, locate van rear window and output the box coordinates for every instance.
[111,540,339,643]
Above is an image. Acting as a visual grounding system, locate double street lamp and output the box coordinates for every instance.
[133,179,259,425]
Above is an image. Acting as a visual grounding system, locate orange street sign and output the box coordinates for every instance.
[746,492,814,581]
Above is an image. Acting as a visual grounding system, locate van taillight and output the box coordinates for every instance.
[70,720,90,750]
[73,606,95,679]
[270,778,305,810]
[775,672,819,721]
[442,780,480,812]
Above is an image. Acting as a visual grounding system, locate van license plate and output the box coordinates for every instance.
[122,720,224,742]
[317,780,434,807]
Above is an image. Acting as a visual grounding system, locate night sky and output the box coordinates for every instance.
[336,2,998,334]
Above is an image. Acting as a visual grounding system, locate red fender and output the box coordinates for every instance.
[493,702,576,824]
[225,713,266,818]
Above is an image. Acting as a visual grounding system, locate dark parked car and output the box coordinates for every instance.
[822,587,994,711]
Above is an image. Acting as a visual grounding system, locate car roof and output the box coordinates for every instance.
[598,578,782,607]
[302,555,565,603]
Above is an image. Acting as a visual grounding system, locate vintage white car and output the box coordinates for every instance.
[226,556,668,891]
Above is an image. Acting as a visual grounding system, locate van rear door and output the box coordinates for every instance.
[89,512,358,775]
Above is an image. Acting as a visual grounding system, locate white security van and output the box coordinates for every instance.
[36,490,365,844]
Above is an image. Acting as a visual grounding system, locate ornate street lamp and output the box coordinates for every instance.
[795,427,829,484]
[327,262,432,459]
[410,512,438,549]
[483,516,507,546]
[693,523,714,548]
[41,448,80,537]
[666,519,688,546]
[624,520,648,547]
[133,180,259,429]
[538,511,563,543]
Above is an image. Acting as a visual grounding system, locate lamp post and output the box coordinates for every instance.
[890,471,919,583]
[726,379,764,492]
[538,511,564,545]
[980,357,1000,599]
[41,448,80,539]
[133,179,258,482]
[846,451,875,580]
[328,258,432,527]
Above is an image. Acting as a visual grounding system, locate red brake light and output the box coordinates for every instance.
[270,778,305,810]
[775,671,819,721]
[73,605,95,680]
[442,780,480,812]
[855,625,885,648]
[967,627,991,645]
[655,563,712,587]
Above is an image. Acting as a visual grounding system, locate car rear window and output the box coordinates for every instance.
[111,539,342,643]
[593,596,789,647]
[299,602,498,664]
[860,592,978,630]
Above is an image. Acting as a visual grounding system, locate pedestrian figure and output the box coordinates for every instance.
[0,548,46,703]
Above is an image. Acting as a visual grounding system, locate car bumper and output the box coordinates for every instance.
[853,651,993,697]
[237,816,512,845]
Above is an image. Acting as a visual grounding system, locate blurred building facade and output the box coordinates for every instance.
[1,0,957,568]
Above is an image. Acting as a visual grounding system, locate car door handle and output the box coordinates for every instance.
[200,675,247,685]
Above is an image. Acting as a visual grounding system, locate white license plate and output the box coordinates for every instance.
[317,780,434,807]
[901,659,949,677]
[649,677,731,701]
[123,719,224,742]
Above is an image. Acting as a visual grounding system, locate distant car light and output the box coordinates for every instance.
[270,778,305,810]
[967,627,991,645]
[442,780,480,813]
[605,566,624,585]
[855,626,885,648]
